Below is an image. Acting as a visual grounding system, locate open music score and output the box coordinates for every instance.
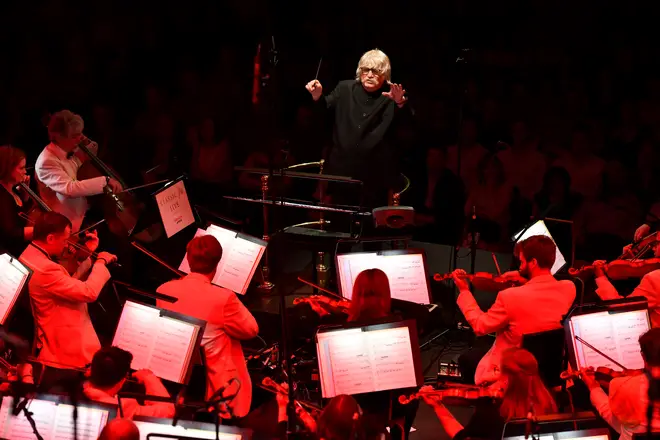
[316,320,422,398]
[336,250,431,304]
[0,253,31,325]
[0,395,113,440]
[512,220,566,275]
[112,301,205,384]
[178,224,266,294]
[568,308,650,370]
[133,417,250,440]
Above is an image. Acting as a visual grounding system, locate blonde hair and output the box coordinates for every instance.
[355,49,391,81]
[47,110,84,141]
[499,348,558,421]
[348,269,392,322]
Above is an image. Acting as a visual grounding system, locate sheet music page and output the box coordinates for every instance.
[0,254,29,325]
[321,329,375,396]
[0,397,57,440]
[610,310,649,369]
[367,327,417,391]
[380,255,429,304]
[52,404,108,440]
[216,238,265,294]
[112,302,160,371]
[134,421,242,440]
[571,310,648,370]
[150,317,199,383]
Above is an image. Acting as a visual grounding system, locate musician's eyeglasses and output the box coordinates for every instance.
[360,67,384,76]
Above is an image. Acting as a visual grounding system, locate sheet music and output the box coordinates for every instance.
[0,254,29,325]
[337,252,430,304]
[513,220,566,275]
[0,397,108,440]
[113,301,160,370]
[317,326,417,398]
[112,301,201,383]
[570,309,649,370]
[178,225,266,294]
[133,420,242,440]
[150,317,198,383]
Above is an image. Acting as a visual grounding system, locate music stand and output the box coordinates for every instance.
[152,175,196,239]
[0,253,32,326]
[134,416,252,440]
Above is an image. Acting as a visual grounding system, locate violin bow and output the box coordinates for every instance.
[574,335,627,370]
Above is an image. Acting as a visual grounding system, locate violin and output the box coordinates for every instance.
[433,271,528,292]
[399,383,503,406]
[293,295,351,315]
[16,181,51,224]
[260,377,321,418]
[619,232,658,260]
[568,258,660,280]
[560,366,646,390]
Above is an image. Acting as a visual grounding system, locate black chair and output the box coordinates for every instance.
[522,328,566,389]
[633,434,660,440]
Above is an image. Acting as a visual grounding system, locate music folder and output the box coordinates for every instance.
[153,177,195,238]
[0,394,116,440]
[134,416,252,440]
[112,301,206,384]
[335,249,432,304]
[316,319,423,398]
[565,299,651,371]
[0,253,31,326]
[178,223,267,294]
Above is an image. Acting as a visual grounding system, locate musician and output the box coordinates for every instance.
[19,212,117,391]
[422,347,557,440]
[36,110,122,232]
[0,145,33,256]
[98,419,139,440]
[577,328,660,440]
[156,235,259,418]
[592,254,660,328]
[451,235,576,385]
[305,49,410,208]
[83,346,175,419]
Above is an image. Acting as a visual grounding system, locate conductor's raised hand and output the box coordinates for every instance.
[305,80,323,101]
[382,81,407,105]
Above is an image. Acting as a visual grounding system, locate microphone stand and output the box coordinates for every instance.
[469,206,478,275]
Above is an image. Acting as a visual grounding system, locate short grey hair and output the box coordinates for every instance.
[47,110,84,141]
[355,49,391,81]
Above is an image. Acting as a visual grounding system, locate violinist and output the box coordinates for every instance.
[592,247,660,328]
[576,328,660,440]
[0,145,33,256]
[421,348,557,440]
[35,110,122,232]
[19,212,117,392]
[451,235,575,385]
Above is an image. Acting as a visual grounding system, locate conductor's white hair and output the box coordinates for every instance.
[355,49,391,81]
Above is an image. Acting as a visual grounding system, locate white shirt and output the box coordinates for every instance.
[157,273,259,417]
[590,374,660,440]
[457,274,576,384]
[19,243,110,369]
[35,142,107,232]
[596,271,660,328]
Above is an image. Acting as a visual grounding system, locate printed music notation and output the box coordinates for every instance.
[339,252,429,304]
[0,254,29,325]
[0,397,109,440]
[112,301,201,383]
[317,326,417,398]
[178,225,266,294]
[570,309,649,370]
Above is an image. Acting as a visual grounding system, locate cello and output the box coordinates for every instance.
[75,136,161,243]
